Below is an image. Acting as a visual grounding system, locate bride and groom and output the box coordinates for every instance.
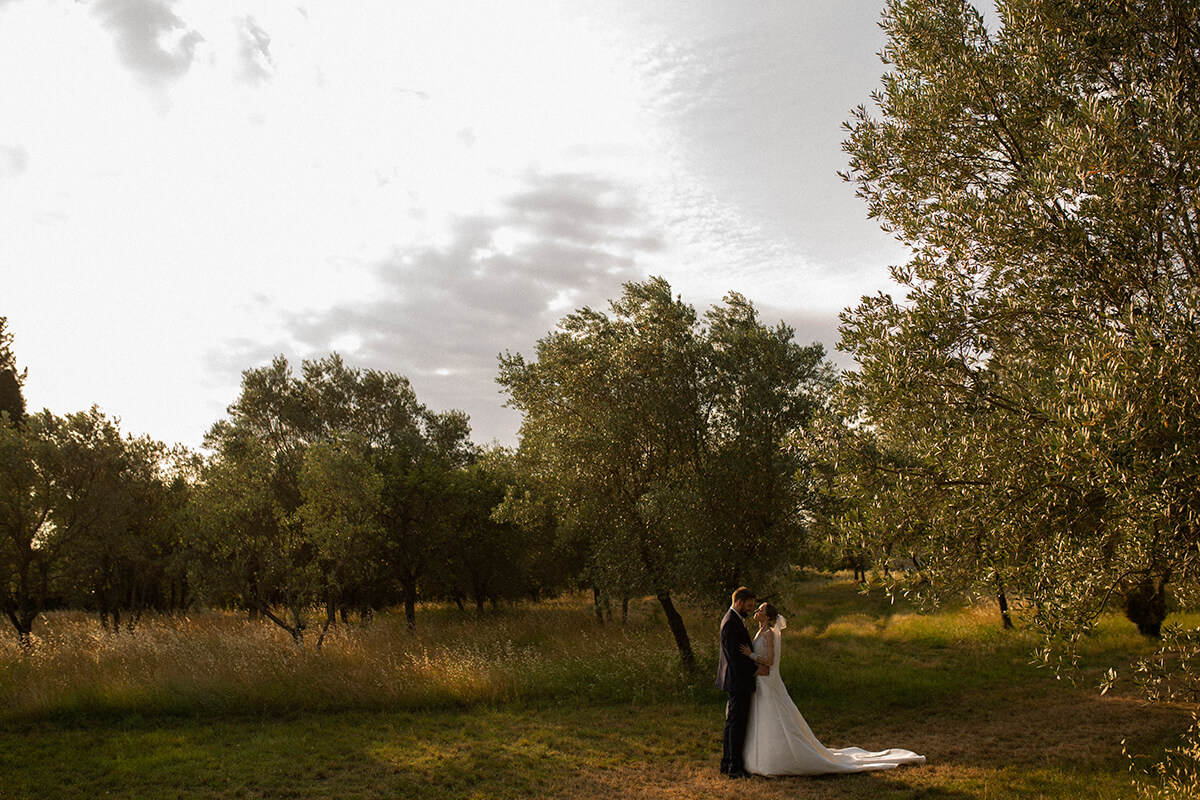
[718,586,925,778]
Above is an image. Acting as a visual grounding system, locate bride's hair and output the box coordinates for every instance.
[760,602,779,625]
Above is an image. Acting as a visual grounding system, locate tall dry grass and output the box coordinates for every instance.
[0,596,707,719]
[3,578,1196,799]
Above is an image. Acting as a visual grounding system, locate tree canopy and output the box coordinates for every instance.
[0,408,182,642]
[194,354,485,639]
[836,0,1200,742]
[0,318,25,426]
[498,277,833,669]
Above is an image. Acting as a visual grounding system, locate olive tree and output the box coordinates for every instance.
[195,354,476,638]
[0,409,153,643]
[498,278,832,670]
[838,0,1200,790]
[0,317,24,426]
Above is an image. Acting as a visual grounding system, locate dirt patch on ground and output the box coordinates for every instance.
[555,683,1190,800]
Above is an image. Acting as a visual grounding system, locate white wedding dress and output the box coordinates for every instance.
[743,617,926,776]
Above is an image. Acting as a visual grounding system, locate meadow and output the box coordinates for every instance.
[0,574,1193,799]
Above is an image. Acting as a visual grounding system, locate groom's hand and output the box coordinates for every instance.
[756,664,770,676]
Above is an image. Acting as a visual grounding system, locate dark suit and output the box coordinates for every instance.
[716,606,758,775]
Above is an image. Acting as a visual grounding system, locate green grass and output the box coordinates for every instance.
[0,576,1193,799]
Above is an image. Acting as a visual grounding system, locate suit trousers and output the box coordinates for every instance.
[721,690,752,774]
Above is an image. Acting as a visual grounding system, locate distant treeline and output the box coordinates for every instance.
[0,290,838,662]
[0,340,577,647]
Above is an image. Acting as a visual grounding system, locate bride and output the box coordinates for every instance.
[739,602,926,776]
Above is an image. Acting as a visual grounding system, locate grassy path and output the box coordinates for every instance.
[0,577,1191,799]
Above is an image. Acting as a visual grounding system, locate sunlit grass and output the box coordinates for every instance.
[0,578,1195,799]
[0,597,705,719]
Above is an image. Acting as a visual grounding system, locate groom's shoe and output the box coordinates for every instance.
[727,770,750,780]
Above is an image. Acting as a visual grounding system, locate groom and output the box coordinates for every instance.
[717,586,767,779]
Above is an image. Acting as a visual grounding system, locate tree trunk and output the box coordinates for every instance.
[128,582,143,631]
[997,590,1014,630]
[1124,574,1169,638]
[996,577,1014,630]
[316,600,336,650]
[656,591,695,672]
[254,601,305,644]
[403,583,417,630]
[5,608,34,648]
[473,576,486,612]
[314,596,336,650]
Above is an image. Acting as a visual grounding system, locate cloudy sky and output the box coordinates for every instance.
[3,0,914,448]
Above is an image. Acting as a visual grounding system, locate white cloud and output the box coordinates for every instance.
[92,0,203,89]
[3,0,907,450]
[235,15,274,86]
[0,145,28,180]
[259,171,662,443]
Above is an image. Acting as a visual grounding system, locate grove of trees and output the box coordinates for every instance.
[3,323,187,642]
[0,338,569,647]
[497,278,834,669]
[3,3,1199,790]
[3,273,839,662]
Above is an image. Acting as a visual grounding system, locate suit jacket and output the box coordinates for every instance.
[715,606,758,693]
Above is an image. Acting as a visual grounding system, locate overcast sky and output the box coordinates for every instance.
[3,0,916,448]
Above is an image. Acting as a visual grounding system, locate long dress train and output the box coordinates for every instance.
[743,619,925,776]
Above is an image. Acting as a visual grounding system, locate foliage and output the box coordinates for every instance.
[837,1,1200,794]
[194,353,480,638]
[0,414,55,642]
[0,408,181,642]
[498,278,833,669]
[59,434,193,629]
[296,439,384,644]
[424,447,564,610]
[837,0,1200,631]
[1133,714,1200,800]
[0,313,189,637]
[0,317,25,426]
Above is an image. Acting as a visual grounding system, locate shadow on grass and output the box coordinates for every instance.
[1,581,1189,799]
[0,691,1180,800]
